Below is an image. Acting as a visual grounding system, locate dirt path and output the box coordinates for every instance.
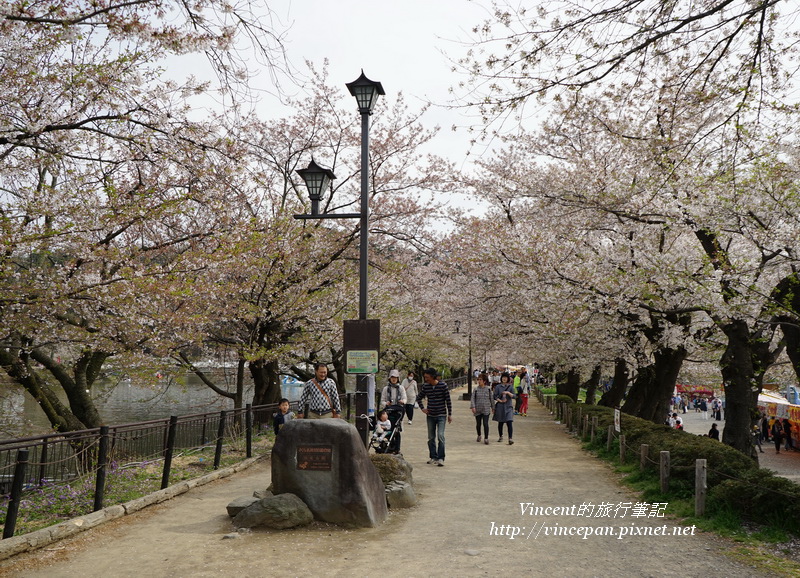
[0,393,775,577]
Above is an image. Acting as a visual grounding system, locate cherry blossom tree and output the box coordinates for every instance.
[455,0,796,130]
[0,0,288,431]
[162,67,455,407]
[449,1,800,455]
[450,80,800,455]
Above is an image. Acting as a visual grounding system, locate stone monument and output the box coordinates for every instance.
[271,419,388,527]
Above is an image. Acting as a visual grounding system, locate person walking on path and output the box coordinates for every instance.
[493,372,515,445]
[783,418,794,451]
[470,372,493,445]
[771,419,784,454]
[518,368,531,416]
[712,398,723,421]
[401,371,418,425]
[298,363,341,419]
[708,422,720,440]
[752,424,765,453]
[416,367,452,466]
[380,369,407,410]
[699,398,709,420]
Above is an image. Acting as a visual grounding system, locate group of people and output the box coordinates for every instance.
[759,414,795,454]
[375,367,453,466]
[664,403,797,455]
[481,368,534,417]
[272,364,455,467]
[667,413,684,430]
[371,369,418,451]
[272,362,339,435]
[469,371,523,447]
[670,394,724,420]
[273,363,543,467]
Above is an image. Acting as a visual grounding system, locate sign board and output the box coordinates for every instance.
[346,350,379,374]
[614,407,621,433]
[296,444,333,471]
[343,319,380,374]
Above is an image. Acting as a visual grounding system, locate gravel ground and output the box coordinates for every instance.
[0,393,790,578]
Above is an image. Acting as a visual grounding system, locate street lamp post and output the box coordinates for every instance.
[454,321,473,399]
[346,71,385,320]
[295,71,384,446]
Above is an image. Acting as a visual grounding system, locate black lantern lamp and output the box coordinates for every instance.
[346,71,385,115]
[296,158,336,216]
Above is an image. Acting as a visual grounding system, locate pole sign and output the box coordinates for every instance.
[343,319,380,374]
[614,406,621,433]
[346,350,379,374]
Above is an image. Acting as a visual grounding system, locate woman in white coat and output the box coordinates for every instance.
[401,371,418,425]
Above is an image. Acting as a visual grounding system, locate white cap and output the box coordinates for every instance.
[389,369,400,378]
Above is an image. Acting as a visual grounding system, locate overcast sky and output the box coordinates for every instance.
[263,0,496,164]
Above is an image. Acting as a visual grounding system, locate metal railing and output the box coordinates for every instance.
[0,396,343,538]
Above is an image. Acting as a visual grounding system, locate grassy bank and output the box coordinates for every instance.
[1,437,271,537]
[546,394,800,575]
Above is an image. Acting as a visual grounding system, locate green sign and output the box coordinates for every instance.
[346,350,379,374]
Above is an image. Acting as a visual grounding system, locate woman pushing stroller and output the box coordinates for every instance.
[373,369,407,454]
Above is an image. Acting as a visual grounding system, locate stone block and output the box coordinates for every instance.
[253,489,273,500]
[232,493,313,529]
[271,419,388,527]
[0,535,30,561]
[370,453,413,485]
[385,481,417,509]
[226,496,260,518]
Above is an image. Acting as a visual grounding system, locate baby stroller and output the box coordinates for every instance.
[369,404,405,454]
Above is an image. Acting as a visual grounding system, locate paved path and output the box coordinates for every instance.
[677,409,800,483]
[0,392,780,577]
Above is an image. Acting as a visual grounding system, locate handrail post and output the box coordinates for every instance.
[3,449,29,539]
[38,438,48,486]
[214,411,227,470]
[93,426,110,512]
[695,459,707,516]
[245,404,253,458]
[161,416,178,489]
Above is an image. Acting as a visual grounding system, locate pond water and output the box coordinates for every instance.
[0,373,305,439]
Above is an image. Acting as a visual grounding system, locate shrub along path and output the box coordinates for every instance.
[0,391,781,577]
[678,409,800,483]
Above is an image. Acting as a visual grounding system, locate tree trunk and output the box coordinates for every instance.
[774,274,800,383]
[598,358,629,407]
[583,365,601,405]
[235,358,245,410]
[250,358,282,406]
[57,349,105,428]
[557,367,580,401]
[621,365,654,418]
[719,319,759,459]
[622,347,687,423]
[780,318,800,384]
[642,347,687,423]
[0,344,104,432]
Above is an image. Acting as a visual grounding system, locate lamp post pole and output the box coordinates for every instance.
[347,71,384,445]
[358,100,369,320]
[455,320,474,399]
[295,71,384,447]
[468,332,473,396]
